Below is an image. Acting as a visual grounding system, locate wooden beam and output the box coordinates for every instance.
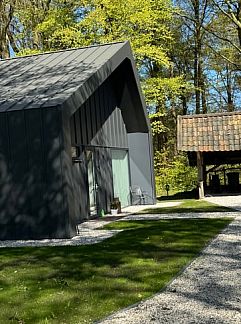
[197,151,204,199]
[177,116,182,150]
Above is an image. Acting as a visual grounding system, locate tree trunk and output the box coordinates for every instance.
[0,37,9,59]
[200,66,207,113]
[226,65,234,111]
[181,94,187,115]
[236,1,241,47]
[193,0,202,114]
[194,45,201,114]
[0,1,14,59]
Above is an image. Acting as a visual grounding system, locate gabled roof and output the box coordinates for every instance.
[0,41,147,118]
[177,111,241,152]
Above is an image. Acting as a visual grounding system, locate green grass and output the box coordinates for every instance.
[139,199,235,214]
[0,218,232,324]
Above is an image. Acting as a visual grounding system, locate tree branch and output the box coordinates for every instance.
[206,42,241,68]
[204,25,241,54]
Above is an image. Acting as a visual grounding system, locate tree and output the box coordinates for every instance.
[174,0,214,114]
[212,0,241,47]
[0,0,15,58]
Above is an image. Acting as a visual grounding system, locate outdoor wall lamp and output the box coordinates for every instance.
[71,146,83,163]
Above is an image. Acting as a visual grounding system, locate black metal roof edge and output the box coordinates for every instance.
[127,45,151,130]
[179,110,241,119]
[0,41,128,62]
[61,41,150,131]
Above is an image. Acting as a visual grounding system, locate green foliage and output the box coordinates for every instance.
[80,0,173,65]
[144,76,194,112]
[154,153,197,196]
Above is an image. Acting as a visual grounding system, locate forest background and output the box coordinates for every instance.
[0,0,240,195]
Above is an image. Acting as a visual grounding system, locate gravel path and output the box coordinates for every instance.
[205,194,241,211]
[99,197,241,324]
[0,220,122,248]
[121,211,239,221]
[1,211,238,248]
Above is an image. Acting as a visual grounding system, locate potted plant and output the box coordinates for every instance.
[110,201,119,215]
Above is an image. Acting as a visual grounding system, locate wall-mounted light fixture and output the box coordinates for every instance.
[71,146,83,163]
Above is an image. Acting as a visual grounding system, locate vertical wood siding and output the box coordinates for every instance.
[0,108,70,240]
[71,77,128,149]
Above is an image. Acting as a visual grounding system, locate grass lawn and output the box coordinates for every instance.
[0,218,232,324]
[139,199,235,214]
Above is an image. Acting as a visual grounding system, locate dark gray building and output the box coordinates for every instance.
[0,41,155,240]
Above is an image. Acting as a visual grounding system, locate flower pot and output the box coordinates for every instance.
[111,209,118,215]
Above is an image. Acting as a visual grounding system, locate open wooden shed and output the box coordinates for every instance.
[177,111,241,198]
[0,41,155,240]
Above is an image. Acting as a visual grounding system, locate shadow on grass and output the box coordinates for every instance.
[0,218,231,323]
[158,189,199,201]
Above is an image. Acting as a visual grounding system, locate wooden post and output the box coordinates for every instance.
[197,151,204,199]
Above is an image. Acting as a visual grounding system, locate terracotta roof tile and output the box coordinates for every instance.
[177,111,241,152]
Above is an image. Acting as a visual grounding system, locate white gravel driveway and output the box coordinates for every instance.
[99,196,241,324]
[205,194,241,211]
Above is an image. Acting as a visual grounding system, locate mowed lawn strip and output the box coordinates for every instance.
[0,218,231,324]
[139,199,235,214]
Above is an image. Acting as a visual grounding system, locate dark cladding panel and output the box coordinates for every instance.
[90,94,97,138]
[0,113,12,239]
[71,77,129,149]
[8,111,30,238]
[95,87,102,143]
[111,99,118,147]
[95,147,113,213]
[75,109,82,145]
[115,109,121,147]
[108,83,117,147]
[80,103,87,145]
[91,78,128,148]
[99,80,110,146]
[120,109,128,147]
[61,107,89,225]
[116,108,123,147]
[42,108,67,238]
[25,109,47,235]
[85,99,92,144]
[70,114,76,145]
[0,113,10,177]
[0,107,75,240]
[70,148,88,223]
[8,111,28,181]
[61,108,78,236]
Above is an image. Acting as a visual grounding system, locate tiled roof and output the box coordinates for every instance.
[177,112,241,152]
